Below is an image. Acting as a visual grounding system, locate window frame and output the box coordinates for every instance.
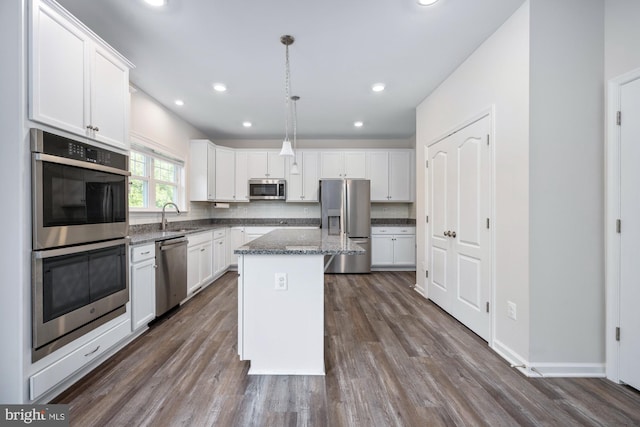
[128,144,186,212]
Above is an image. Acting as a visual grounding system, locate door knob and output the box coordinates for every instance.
[451,231,456,238]
[444,231,450,237]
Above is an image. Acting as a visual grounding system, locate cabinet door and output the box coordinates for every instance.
[393,235,416,265]
[371,235,394,266]
[344,152,367,178]
[131,258,156,331]
[320,152,344,178]
[247,152,268,178]
[189,140,215,202]
[213,237,227,275]
[30,2,88,137]
[215,147,236,201]
[206,144,216,201]
[187,244,202,295]
[388,151,412,202]
[302,151,320,201]
[227,228,245,266]
[235,152,249,201]
[267,151,286,178]
[200,240,214,287]
[91,46,129,148]
[287,152,304,201]
[368,152,390,201]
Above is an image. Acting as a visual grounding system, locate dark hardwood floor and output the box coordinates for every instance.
[54,271,640,426]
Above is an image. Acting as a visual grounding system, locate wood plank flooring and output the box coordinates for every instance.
[54,271,640,426]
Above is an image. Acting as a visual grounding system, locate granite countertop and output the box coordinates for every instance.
[128,227,226,246]
[234,229,366,256]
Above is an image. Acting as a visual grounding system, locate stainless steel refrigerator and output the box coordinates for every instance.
[320,179,371,273]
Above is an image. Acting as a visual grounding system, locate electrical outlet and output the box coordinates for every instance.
[507,301,517,320]
[274,273,287,291]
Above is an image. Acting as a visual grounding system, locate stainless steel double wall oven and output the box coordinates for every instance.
[31,129,130,361]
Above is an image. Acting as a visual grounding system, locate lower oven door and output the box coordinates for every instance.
[32,238,129,360]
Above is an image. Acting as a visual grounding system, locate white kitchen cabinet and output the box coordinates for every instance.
[371,227,416,268]
[190,140,216,202]
[320,152,366,178]
[215,146,236,202]
[235,151,249,202]
[287,151,319,202]
[130,244,155,331]
[186,231,214,297]
[213,229,227,277]
[30,0,132,149]
[246,151,285,179]
[368,150,413,202]
[227,227,246,267]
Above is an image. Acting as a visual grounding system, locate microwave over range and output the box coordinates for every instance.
[31,129,131,361]
[248,179,286,200]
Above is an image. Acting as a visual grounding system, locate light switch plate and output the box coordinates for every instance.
[275,273,287,291]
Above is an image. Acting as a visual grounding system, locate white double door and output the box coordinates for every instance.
[427,115,492,341]
[619,77,640,391]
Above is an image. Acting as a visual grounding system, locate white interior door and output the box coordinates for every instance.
[619,77,640,391]
[427,115,492,341]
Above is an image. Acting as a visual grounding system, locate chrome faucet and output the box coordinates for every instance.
[161,202,180,231]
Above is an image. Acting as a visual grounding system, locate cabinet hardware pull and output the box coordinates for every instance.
[84,345,100,357]
[201,248,205,252]
[94,126,99,132]
[140,251,150,255]
[86,125,93,130]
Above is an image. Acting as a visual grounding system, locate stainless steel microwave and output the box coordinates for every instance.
[248,179,286,200]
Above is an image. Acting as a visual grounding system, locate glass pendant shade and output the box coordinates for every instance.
[290,161,300,175]
[280,139,294,157]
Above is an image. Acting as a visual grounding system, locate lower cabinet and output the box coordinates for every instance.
[130,243,156,331]
[187,231,214,297]
[227,227,245,267]
[371,227,416,268]
[213,229,227,276]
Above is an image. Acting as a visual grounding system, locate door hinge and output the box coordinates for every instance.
[486,302,490,313]
[486,218,490,229]
[616,327,620,341]
[426,270,429,278]
[616,219,621,234]
[487,134,490,145]
[616,111,621,126]
[426,215,429,223]
[425,160,429,168]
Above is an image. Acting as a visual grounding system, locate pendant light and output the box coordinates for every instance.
[279,35,295,157]
[289,95,300,175]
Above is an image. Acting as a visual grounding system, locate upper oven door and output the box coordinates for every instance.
[33,153,130,249]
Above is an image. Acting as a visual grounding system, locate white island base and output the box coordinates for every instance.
[238,254,325,375]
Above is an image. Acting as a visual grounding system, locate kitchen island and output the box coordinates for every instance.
[234,228,364,375]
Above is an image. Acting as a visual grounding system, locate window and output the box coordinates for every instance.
[129,147,184,210]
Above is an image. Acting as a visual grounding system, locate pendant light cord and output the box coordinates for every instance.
[284,43,291,141]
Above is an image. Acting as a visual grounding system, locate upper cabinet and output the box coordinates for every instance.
[367,150,413,202]
[234,151,249,202]
[287,151,319,202]
[190,139,216,202]
[214,146,235,202]
[29,0,134,149]
[246,151,285,179]
[319,152,366,179]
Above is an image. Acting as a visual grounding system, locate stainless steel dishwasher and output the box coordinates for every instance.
[155,237,188,316]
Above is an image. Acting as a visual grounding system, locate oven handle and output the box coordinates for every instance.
[33,238,130,259]
[33,153,131,176]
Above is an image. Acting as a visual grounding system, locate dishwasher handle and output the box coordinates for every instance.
[159,238,188,250]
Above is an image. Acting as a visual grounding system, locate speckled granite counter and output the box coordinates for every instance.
[128,227,227,246]
[234,229,364,255]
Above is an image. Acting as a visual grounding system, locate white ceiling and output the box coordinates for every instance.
[57,0,525,140]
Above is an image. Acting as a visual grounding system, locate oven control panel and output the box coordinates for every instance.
[33,129,128,171]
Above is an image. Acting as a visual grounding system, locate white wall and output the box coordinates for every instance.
[529,0,604,365]
[0,0,29,403]
[605,0,640,81]
[416,3,531,362]
[128,88,210,225]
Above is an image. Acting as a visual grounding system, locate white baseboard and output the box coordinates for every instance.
[492,339,529,376]
[528,362,606,378]
[413,285,426,298]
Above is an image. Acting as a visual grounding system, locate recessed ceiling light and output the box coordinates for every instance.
[174,99,184,106]
[417,0,439,5]
[143,0,167,7]
[372,83,385,92]
[354,121,364,128]
[242,121,252,128]
[213,83,227,92]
